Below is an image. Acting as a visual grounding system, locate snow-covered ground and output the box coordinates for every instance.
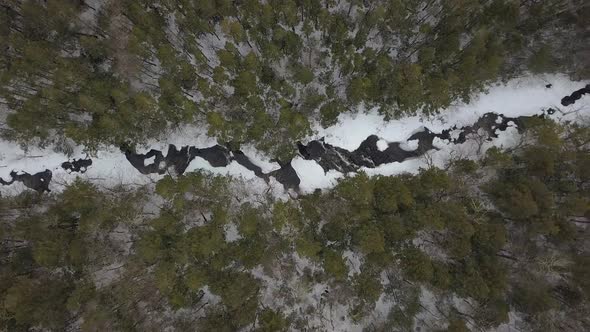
[294,74,590,191]
[1,74,588,196]
[312,74,587,150]
[0,124,281,196]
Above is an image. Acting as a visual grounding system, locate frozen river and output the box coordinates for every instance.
[1,74,588,196]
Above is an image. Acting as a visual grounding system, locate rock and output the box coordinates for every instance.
[61,158,92,173]
[1,170,52,193]
[561,84,590,106]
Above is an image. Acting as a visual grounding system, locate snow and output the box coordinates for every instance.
[400,139,419,151]
[186,159,252,179]
[224,223,241,242]
[415,287,444,329]
[0,142,155,195]
[0,122,285,196]
[290,157,344,193]
[312,74,589,150]
[293,74,589,188]
[361,158,425,177]
[239,144,281,173]
[144,155,156,165]
[376,139,389,151]
[1,74,588,196]
[136,124,217,153]
[93,262,125,288]
[5,8,572,332]
[342,250,363,277]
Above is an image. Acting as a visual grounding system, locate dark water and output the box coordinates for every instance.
[561,84,590,106]
[62,158,92,173]
[1,85,585,193]
[0,170,52,193]
[122,144,301,190]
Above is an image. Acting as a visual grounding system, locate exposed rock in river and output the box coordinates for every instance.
[0,85,586,193]
[62,158,92,173]
[114,112,546,190]
[122,143,301,189]
[0,170,52,193]
[561,84,590,106]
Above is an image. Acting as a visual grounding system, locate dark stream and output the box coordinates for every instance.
[561,84,590,106]
[1,85,586,193]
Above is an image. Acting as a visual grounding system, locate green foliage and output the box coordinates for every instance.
[400,247,433,282]
[373,176,414,214]
[354,270,383,304]
[320,100,345,127]
[209,272,260,328]
[571,255,590,298]
[323,249,348,281]
[354,224,385,254]
[257,309,289,332]
[1,119,589,330]
[528,44,555,73]
[484,146,513,167]
[233,71,258,97]
[0,0,588,325]
[446,316,469,332]
[296,233,323,260]
[512,278,556,315]
[384,287,421,330]
[293,64,314,85]
[4,276,72,330]
[272,200,303,231]
[334,172,374,222]
[185,267,208,291]
[237,203,264,237]
[183,223,226,260]
[347,77,373,104]
[0,0,582,159]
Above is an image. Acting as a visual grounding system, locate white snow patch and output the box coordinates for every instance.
[239,144,281,173]
[342,250,363,277]
[1,74,588,197]
[376,139,389,151]
[224,223,241,242]
[313,74,589,150]
[290,157,344,193]
[399,139,419,151]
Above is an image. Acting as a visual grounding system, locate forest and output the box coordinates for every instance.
[1,0,589,157]
[1,0,590,331]
[1,118,589,331]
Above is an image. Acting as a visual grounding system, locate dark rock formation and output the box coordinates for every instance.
[190,145,232,168]
[298,112,543,173]
[268,160,300,190]
[123,148,167,175]
[122,144,301,189]
[62,158,92,173]
[297,135,424,173]
[2,87,581,193]
[561,84,590,106]
[232,150,265,177]
[164,145,193,174]
[0,170,52,193]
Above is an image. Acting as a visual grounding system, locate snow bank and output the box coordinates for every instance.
[312,74,589,150]
[292,74,589,192]
[0,121,287,196]
[1,74,588,196]
[290,157,344,192]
